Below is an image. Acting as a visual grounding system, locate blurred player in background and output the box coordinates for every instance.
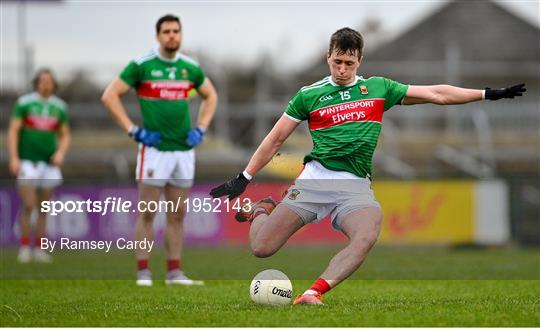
[7,68,70,264]
[102,14,218,286]
[211,27,526,305]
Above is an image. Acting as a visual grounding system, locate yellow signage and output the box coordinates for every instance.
[374,181,474,244]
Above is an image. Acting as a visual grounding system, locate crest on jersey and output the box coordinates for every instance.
[147,169,154,178]
[181,69,188,79]
[360,85,369,94]
[288,189,300,200]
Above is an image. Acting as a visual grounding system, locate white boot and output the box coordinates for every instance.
[33,248,52,263]
[17,246,32,263]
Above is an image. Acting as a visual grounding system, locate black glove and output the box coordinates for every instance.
[485,83,526,100]
[210,173,250,200]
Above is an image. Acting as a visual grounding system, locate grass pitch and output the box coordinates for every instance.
[1,245,539,326]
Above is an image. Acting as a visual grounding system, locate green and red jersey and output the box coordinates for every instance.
[12,92,68,163]
[120,49,206,151]
[285,76,408,178]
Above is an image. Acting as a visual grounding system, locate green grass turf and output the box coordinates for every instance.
[1,246,539,326]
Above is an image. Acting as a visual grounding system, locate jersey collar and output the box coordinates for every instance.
[34,91,53,102]
[328,75,361,87]
[153,47,179,63]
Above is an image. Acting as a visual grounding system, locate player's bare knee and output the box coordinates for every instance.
[252,248,274,258]
[166,213,184,225]
[366,231,379,247]
[21,204,34,216]
[354,232,379,250]
[19,194,36,209]
[251,243,276,258]
[176,207,187,219]
[21,202,35,214]
[138,211,155,225]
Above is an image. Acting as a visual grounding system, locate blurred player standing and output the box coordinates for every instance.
[211,28,526,304]
[102,14,218,286]
[7,68,71,263]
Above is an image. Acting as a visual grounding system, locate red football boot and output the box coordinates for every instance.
[293,293,324,305]
[235,197,276,222]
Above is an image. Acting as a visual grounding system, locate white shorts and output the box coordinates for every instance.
[136,145,195,188]
[17,160,62,189]
[281,160,380,230]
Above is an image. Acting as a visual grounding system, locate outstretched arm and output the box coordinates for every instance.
[210,115,299,200]
[403,83,526,106]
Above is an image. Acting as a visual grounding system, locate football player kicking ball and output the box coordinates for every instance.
[102,14,218,286]
[210,27,526,305]
[7,68,70,263]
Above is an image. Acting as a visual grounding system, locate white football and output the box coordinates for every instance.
[249,269,293,306]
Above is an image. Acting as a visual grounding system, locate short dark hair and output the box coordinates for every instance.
[32,68,57,92]
[328,27,364,58]
[156,14,181,34]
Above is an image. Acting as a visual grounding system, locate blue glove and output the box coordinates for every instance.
[186,127,205,147]
[128,126,162,147]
